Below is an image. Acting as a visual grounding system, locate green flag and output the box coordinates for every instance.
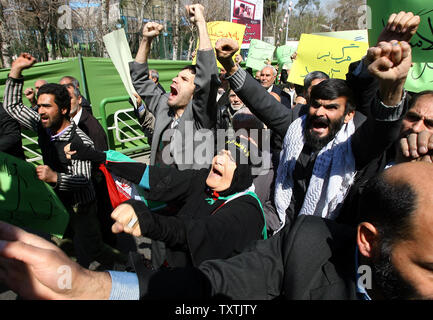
[368,0,433,63]
[0,152,69,238]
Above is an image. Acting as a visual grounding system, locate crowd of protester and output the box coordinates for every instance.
[0,5,432,301]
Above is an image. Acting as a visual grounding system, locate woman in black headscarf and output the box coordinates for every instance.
[67,137,266,268]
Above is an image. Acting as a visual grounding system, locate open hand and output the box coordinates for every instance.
[0,221,109,300]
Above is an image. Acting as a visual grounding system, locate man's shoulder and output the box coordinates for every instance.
[74,126,94,147]
[285,216,356,255]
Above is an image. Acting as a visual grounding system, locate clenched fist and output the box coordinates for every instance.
[215,38,240,73]
[367,40,412,82]
[36,165,58,184]
[142,22,164,40]
[111,203,142,237]
[10,53,37,79]
[185,4,205,25]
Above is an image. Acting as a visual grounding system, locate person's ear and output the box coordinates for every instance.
[344,109,355,124]
[78,95,82,106]
[357,222,380,259]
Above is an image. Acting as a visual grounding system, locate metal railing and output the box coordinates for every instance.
[21,132,42,163]
[99,95,150,155]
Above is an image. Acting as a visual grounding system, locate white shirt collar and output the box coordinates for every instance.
[72,107,83,125]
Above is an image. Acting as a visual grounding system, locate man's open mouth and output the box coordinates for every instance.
[170,85,178,98]
[312,117,329,128]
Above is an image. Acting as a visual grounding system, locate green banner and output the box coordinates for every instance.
[275,42,298,69]
[405,62,433,92]
[368,0,433,63]
[0,152,69,238]
[246,39,276,71]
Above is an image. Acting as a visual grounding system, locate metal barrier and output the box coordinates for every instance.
[21,132,42,163]
[99,95,151,154]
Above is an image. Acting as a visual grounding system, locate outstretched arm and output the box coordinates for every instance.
[130,22,166,115]
[215,39,294,137]
[0,221,111,300]
[3,53,40,131]
[186,4,218,130]
[352,40,412,169]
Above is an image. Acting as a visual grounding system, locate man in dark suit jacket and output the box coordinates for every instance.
[60,76,93,116]
[63,84,108,151]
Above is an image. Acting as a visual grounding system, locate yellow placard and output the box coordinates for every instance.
[288,34,369,86]
[193,21,246,70]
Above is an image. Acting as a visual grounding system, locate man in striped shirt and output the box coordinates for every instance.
[3,53,123,269]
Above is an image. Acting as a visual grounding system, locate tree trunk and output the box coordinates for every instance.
[172,0,179,60]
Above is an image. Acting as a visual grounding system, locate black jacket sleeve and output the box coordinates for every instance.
[229,68,296,138]
[351,92,409,170]
[0,103,23,154]
[345,60,379,118]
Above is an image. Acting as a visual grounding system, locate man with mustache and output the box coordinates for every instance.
[129,4,218,170]
[213,12,419,232]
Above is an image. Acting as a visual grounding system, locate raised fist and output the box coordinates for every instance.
[185,4,205,25]
[142,22,164,39]
[24,87,36,102]
[11,53,36,73]
[367,40,412,82]
[377,11,420,45]
[215,38,239,64]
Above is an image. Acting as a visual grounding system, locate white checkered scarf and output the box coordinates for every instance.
[274,115,356,232]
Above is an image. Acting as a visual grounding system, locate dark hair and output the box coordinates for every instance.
[38,83,71,117]
[303,71,329,91]
[294,84,304,97]
[181,65,196,75]
[310,78,356,114]
[358,173,417,250]
[408,90,433,110]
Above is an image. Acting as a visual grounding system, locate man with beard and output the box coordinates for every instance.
[1,162,432,300]
[213,35,411,232]
[130,4,218,170]
[3,53,124,270]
